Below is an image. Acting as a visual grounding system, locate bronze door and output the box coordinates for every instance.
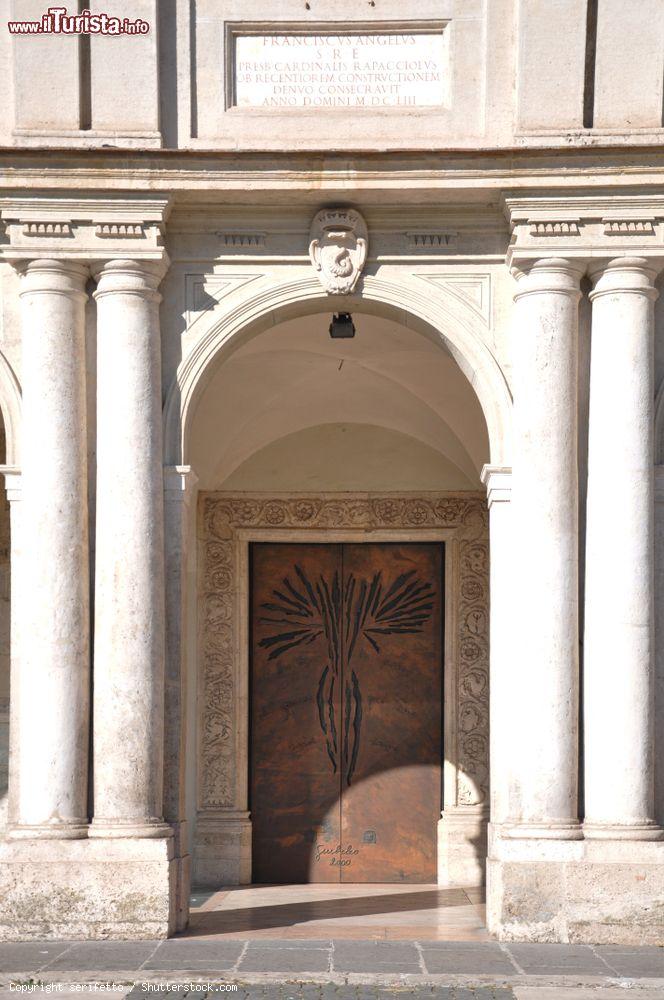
[250,542,443,883]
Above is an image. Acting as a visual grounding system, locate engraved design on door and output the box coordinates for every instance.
[250,542,443,883]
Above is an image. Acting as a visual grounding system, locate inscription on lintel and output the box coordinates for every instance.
[233,30,448,110]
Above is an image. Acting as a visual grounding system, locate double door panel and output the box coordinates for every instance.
[250,542,443,883]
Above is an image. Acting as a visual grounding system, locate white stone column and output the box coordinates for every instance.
[584,257,662,839]
[509,257,583,839]
[12,260,90,838]
[481,465,513,827]
[90,260,170,839]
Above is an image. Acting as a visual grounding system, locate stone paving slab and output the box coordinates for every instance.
[141,942,245,972]
[2,938,664,994]
[239,947,330,974]
[595,944,664,977]
[0,943,71,973]
[330,943,421,974]
[419,944,514,976]
[504,943,613,976]
[45,943,159,972]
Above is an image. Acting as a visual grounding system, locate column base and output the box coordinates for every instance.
[0,836,177,940]
[193,810,251,888]
[7,821,89,840]
[437,806,488,886]
[487,823,664,944]
[89,820,173,839]
[583,821,664,841]
[503,820,584,841]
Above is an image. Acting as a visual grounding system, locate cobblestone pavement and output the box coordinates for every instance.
[125,987,515,998]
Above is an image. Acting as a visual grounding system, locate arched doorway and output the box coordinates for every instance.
[163,273,512,918]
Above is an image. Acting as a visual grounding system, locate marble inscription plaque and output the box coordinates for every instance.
[234,32,447,109]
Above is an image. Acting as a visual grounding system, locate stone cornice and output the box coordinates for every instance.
[4,149,664,205]
[504,196,664,271]
[0,196,172,264]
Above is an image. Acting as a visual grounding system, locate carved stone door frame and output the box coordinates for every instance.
[195,492,489,888]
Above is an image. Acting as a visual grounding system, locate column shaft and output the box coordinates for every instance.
[13,260,90,838]
[91,259,169,838]
[481,466,513,827]
[584,257,662,838]
[510,257,582,838]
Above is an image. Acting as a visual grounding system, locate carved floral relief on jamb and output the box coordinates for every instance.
[197,493,489,821]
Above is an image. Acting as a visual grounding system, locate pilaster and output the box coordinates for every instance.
[163,464,199,932]
[481,465,513,832]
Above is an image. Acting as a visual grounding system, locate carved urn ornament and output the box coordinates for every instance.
[309,207,368,294]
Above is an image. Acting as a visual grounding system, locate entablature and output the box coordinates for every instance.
[0,196,172,265]
[505,195,664,273]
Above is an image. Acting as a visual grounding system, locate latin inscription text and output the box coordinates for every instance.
[234,33,446,109]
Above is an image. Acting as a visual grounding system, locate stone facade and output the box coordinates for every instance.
[0,0,663,945]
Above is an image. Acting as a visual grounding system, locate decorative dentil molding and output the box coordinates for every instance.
[95,222,145,238]
[603,219,655,236]
[198,493,489,814]
[219,232,266,249]
[0,196,171,263]
[407,232,458,250]
[503,195,664,269]
[529,221,580,237]
[23,221,72,237]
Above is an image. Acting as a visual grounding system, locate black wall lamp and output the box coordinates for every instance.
[329,312,356,339]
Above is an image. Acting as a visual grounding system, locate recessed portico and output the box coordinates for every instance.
[0,187,662,944]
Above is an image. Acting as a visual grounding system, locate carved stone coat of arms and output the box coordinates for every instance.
[309,208,368,295]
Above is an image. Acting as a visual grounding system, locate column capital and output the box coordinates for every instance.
[164,465,199,502]
[92,258,168,301]
[589,256,661,300]
[512,257,584,299]
[0,195,171,267]
[1,466,21,503]
[18,259,89,301]
[480,464,511,506]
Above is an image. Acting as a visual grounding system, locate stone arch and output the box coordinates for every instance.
[163,274,513,469]
[0,349,22,467]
